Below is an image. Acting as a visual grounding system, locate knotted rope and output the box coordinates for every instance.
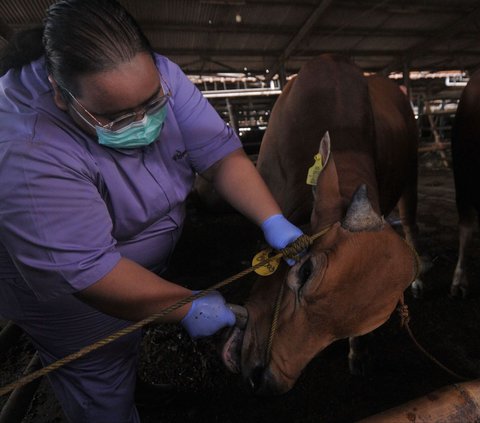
[1,224,467,397]
[266,232,471,383]
[397,241,469,381]
[396,299,468,382]
[0,229,329,398]
[264,230,332,361]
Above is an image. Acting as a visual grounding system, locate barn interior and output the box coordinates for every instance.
[1,1,480,422]
[2,0,479,154]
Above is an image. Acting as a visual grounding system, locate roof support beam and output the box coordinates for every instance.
[336,0,476,15]
[381,6,480,74]
[7,22,478,40]
[267,0,334,79]
[156,47,480,58]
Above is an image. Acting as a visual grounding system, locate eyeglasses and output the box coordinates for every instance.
[64,79,171,132]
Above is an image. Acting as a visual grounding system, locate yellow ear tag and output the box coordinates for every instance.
[252,248,281,276]
[306,153,323,186]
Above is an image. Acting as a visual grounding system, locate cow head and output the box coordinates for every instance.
[221,134,418,395]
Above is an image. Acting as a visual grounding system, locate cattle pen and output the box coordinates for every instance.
[0,150,479,422]
[2,1,480,422]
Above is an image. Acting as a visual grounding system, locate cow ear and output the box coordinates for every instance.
[313,132,340,201]
[311,132,343,226]
[318,131,331,166]
[307,131,331,194]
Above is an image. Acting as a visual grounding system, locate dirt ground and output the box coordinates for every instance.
[1,150,480,423]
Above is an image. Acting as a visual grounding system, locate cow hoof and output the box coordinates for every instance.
[348,355,371,376]
[419,255,433,274]
[450,284,468,299]
[348,358,369,376]
[410,279,424,299]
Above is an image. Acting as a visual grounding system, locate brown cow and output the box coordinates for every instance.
[221,54,420,395]
[450,70,480,298]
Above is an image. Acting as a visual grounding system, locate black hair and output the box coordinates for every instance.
[0,0,153,94]
[0,27,44,77]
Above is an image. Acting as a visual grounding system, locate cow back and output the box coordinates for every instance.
[257,54,377,225]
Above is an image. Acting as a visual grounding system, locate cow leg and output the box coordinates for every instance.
[348,335,372,376]
[397,179,431,299]
[451,205,477,298]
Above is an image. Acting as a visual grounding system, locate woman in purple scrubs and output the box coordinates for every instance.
[0,1,303,421]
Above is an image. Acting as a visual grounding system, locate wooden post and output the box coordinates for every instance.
[358,379,480,423]
[424,100,450,168]
[278,63,287,90]
[402,62,411,102]
[225,98,238,135]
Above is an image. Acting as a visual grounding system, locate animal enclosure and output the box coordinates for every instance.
[1,151,480,422]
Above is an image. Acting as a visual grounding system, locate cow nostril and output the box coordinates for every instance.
[248,365,265,393]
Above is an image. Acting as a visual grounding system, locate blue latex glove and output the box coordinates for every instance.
[181,291,236,340]
[261,214,304,265]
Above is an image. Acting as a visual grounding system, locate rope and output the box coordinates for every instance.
[0,226,331,398]
[398,241,469,381]
[3,223,465,397]
[266,281,284,360]
[397,300,468,381]
[264,231,331,362]
[264,233,471,384]
[265,231,331,359]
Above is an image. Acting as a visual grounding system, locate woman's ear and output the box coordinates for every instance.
[48,75,68,111]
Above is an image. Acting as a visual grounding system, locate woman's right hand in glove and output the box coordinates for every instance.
[181,290,236,339]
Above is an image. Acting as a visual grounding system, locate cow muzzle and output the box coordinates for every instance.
[228,304,248,329]
[221,304,248,373]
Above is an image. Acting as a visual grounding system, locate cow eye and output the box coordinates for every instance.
[298,258,313,286]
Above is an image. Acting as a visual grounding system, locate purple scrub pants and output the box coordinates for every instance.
[0,279,142,423]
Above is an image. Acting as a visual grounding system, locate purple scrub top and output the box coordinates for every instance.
[0,53,242,301]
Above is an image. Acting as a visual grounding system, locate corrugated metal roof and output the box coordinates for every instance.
[1,0,480,77]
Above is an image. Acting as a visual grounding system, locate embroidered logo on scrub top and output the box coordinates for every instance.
[173,150,187,161]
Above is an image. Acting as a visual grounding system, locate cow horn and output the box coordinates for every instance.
[342,184,384,232]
